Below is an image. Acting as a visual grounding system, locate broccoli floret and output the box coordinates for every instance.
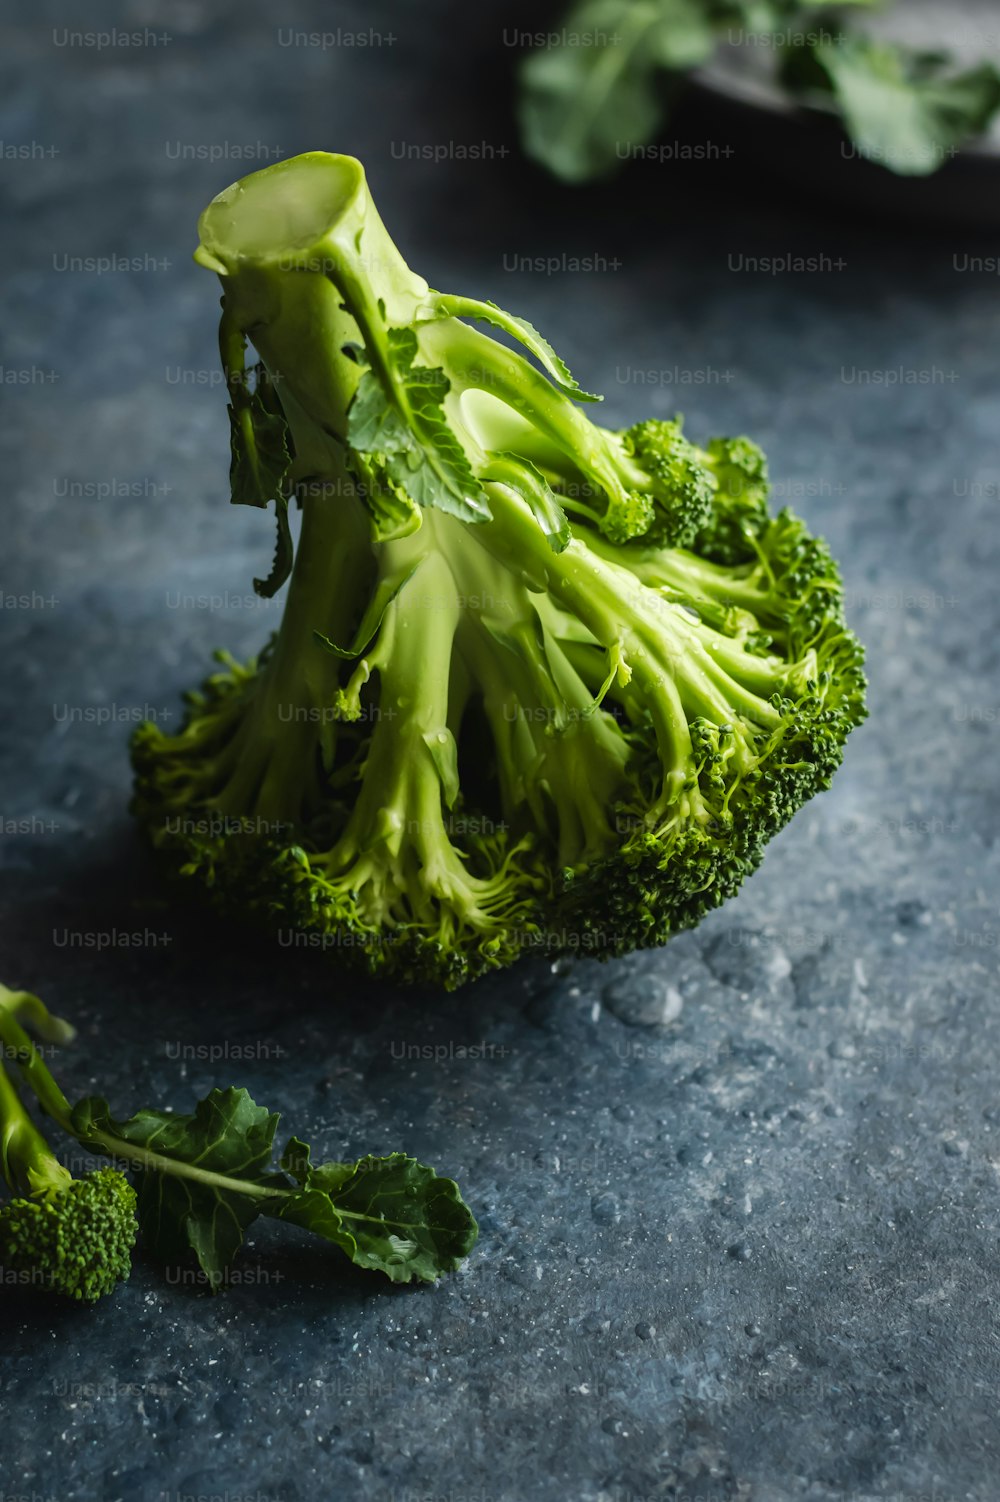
[556,417,715,547]
[618,418,717,546]
[697,435,771,563]
[132,152,866,989]
[0,987,136,1301]
[0,1166,136,1303]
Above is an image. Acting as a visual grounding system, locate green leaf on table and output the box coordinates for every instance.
[72,1088,282,1291]
[266,1139,479,1284]
[68,1092,477,1291]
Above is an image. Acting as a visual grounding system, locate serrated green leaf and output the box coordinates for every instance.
[72,1088,281,1291]
[347,451,423,542]
[228,369,293,509]
[280,1135,319,1184]
[280,1136,356,1196]
[218,303,295,595]
[383,422,490,523]
[268,1185,357,1261]
[347,330,491,526]
[253,493,293,599]
[265,1152,478,1285]
[386,326,419,371]
[348,370,414,454]
[427,295,602,403]
[369,473,423,540]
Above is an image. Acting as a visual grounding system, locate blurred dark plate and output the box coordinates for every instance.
[687,23,1000,231]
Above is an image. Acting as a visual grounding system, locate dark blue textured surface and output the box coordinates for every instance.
[2,3,1000,1499]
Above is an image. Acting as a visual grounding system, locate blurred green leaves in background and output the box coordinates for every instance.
[517,0,1000,181]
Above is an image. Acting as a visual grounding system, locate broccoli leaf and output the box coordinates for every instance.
[782,33,1000,176]
[517,0,716,183]
[228,365,293,511]
[219,305,295,594]
[423,726,461,808]
[69,1089,478,1291]
[428,295,602,403]
[252,493,293,599]
[267,1138,479,1285]
[348,328,492,525]
[348,451,423,541]
[72,1088,281,1290]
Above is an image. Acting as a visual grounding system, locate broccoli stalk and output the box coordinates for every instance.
[0,986,136,1301]
[132,152,866,988]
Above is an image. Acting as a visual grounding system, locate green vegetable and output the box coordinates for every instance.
[132,151,866,990]
[0,985,477,1296]
[0,985,137,1301]
[516,0,1000,182]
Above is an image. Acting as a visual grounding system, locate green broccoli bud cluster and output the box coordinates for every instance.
[0,1167,136,1302]
[130,152,866,990]
[617,418,716,547]
[0,987,136,1302]
[696,435,771,564]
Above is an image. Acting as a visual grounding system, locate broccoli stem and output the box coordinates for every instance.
[457,603,632,864]
[308,530,540,938]
[0,1001,286,1204]
[0,1058,71,1200]
[200,154,431,448]
[421,317,640,506]
[214,479,374,823]
[600,537,809,633]
[130,487,376,832]
[0,983,76,1044]
[0,993,73,1119]
[463,486,782,798]
[334,542,459,860]
[402,504,634,865]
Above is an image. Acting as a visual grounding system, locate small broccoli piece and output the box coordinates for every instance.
[0,987,136,1301]
[0,985,475,1296]
[0,1165,136,1303]
[618,418,717,547]
[131,152,866,989]
[554,418,715,548]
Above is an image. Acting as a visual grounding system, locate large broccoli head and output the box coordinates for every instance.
[131,152,866,989]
